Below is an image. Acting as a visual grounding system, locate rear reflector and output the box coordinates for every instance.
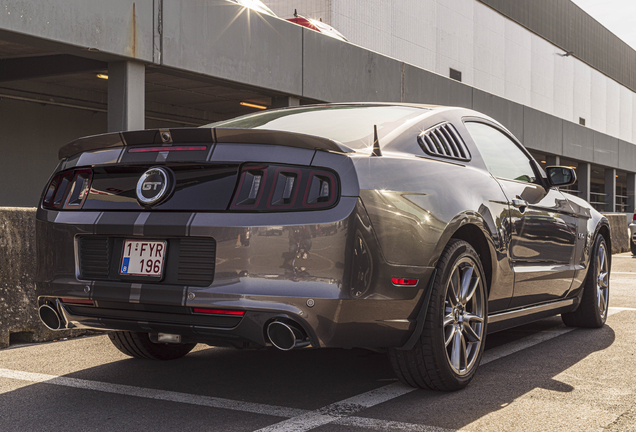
[128,146,207,153]
[192,308,245,316]
[391,278,419,286]
[60,298,95,306]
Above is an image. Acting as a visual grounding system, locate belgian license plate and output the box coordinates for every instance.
[120,240,167,277]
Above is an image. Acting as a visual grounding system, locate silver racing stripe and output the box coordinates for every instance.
[181,286,188,307]
[155,151,169,162]
[133,213,151,236]
[93,212,104,235]
[185,213,196,237]
[129,283,142,303]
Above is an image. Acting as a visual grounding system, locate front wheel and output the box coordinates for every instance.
[108,331,196,360]
[389,239,487,391]
[562,234,609,328]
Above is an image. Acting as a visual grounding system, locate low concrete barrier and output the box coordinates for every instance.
[602,213,630,254]
[0,208,88,348]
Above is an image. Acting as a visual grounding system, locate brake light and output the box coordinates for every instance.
[230,164,339,211]
[42,168,93,210]
[391,278,419,286]
[128,146,207,153]
[192,308,245,316]
[633,213,636,221]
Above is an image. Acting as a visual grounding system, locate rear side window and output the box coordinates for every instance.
[464,122,537,183]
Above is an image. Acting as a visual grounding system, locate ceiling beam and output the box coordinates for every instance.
[0,54,106,82]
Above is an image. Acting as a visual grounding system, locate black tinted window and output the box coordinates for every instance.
[465,122,537,183]
[204,105,427,152]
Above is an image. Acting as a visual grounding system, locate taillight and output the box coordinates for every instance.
[230,164,339,211]
[65,170,92,208]
[42,168,93,210]
[633,213,636,221]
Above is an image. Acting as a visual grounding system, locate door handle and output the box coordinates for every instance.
[512,199,528,208]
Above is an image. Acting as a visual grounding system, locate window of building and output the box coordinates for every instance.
[449,68,462,82]
[465,122,537,184]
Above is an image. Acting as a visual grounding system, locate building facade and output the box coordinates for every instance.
[265,0,636,213]
[0,0,635,212]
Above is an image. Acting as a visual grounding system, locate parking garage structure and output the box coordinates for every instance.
[0,0,635,215]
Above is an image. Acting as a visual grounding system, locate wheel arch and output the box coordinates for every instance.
[449,223,493,295]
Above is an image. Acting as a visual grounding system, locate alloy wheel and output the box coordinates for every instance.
[443,257,485,376]
[596,242,609,320]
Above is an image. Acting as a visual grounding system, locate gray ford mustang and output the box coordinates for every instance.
[36,103,611,391]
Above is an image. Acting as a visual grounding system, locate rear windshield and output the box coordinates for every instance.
[203,105,428,151]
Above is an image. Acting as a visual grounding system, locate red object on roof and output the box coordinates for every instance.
[286,15,348,42]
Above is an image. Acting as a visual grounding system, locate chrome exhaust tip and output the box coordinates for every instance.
[267,320,309,351]
[38,304,62,330]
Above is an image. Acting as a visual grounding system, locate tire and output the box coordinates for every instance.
[630,239,636,256]
[562,234,609,328]
[108,331,196,360]
[389,239,488,391]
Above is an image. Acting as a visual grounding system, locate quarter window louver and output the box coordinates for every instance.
[418,123,471,161]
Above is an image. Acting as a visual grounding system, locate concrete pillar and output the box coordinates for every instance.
[627,173,636,214]
[577,163,591,203]
[605,168,617,212]
[546,155,560,166]
[108,61,145,132]
[271,96,301,109]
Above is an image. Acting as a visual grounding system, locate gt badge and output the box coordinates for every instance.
[136,167,173,206]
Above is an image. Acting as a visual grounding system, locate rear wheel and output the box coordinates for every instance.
[562,234,609,328]
[108,331,196,360]
[389,239,487,391]
[630,239,636,256]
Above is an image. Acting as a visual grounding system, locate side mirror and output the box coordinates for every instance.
[546,166,577,187]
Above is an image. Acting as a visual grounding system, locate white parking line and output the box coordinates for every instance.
[254,382,418,432]
[482,307,626,365]
[0,368,306,418]
[3,307,632,432]
[334,416,459,431]
[256,307,631,432]
[610,272,636,275]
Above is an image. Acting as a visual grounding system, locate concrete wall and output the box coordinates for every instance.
[603,214,630,254]
[264,0,636,145]
[0,208,89,348]
[1,0,635,210]
[0,98,190,207]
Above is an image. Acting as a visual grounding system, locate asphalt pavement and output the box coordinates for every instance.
[1,253,636,432]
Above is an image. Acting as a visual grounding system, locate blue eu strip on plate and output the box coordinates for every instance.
[121,257,130,273]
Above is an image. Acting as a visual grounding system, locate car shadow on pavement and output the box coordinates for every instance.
[363,319,617,430]
[0,318,616,431]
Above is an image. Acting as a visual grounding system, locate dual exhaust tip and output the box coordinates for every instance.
[267,320,310,351]
[40,302,309,351]
[38,303,65,331]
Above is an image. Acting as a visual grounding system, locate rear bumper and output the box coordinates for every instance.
[36,197,434,348]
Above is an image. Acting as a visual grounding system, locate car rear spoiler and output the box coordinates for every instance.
[58,127,354,160]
